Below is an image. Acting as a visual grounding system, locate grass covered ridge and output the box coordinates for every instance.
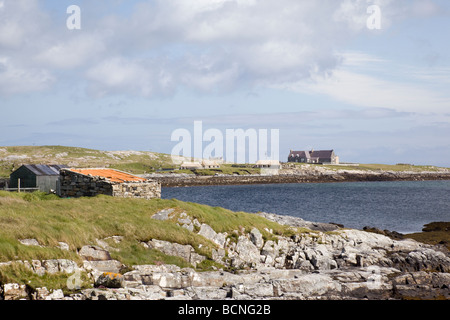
[0,190,304,291]
[0,191,297,266]
[0,145,176,177]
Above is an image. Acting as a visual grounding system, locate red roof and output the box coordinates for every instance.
[69,169,146,183]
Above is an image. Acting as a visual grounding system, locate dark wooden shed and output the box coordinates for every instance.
[9,164,67,193]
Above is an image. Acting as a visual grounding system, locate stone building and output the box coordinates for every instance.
[180,160,220,170]
[180,162,203,170]
[58,168,161,200]
[288,150,339,165]
[201,160,220,169]
[254,160,282,169]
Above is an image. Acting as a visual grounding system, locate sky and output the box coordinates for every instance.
[1,0,450,166]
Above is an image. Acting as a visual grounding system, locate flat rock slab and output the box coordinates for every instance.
[152,208,175,221]
[256,212,339,232]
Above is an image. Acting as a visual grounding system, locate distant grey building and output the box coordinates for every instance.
[180,162,204,170]
[288,150,339,164]
[9,164,68,193]
[255,160,282,169]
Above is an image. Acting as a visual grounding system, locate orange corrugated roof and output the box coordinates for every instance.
[70,168,146,183]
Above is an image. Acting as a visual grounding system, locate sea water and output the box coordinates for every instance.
[162,180,450,234]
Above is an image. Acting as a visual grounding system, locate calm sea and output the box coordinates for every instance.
[162,180,450,234]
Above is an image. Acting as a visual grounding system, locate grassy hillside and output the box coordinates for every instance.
[0,190,304,291]
[1,145,448,179]
[0,191,447,292]
[0,145,176,177]
[0,145,263,178]
[0,191,298,264]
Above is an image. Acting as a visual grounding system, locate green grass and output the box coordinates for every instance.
[0,145,177,177]
[109,241,192,269]
[0,191,303,291]
[0,190,296,290]
[109,162,156,174]
[0,191,297,265]
[3,145,446,178]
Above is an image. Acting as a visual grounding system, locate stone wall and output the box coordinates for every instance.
[111,182,161,200]
[59,169,113,198]
[59,169,160,199]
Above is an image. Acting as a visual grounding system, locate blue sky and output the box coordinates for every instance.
[1,0,450,166]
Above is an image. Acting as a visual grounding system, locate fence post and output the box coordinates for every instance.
[18,178,20,193]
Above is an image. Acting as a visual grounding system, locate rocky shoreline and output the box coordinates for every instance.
[1,210,448,300]
[147,171,450,188]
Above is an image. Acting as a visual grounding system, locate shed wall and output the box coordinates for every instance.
[9,166,37,188]
[36,175,60,193]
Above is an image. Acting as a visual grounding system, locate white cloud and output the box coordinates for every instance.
[0,0,48,49]
[86,57,176,98]
[0,20,26,48]
[36,34,106,69]
[84,0,359,96]
[0,57,54,95]
[0,0,447,100]
[281,51,450,114]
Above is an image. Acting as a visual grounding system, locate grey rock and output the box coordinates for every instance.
[83,260,124,273]
[151,208,175,220]
[256,212,339,232]
[190,252,206,266]
[31,260,46,276]
[261,240,278,259]
[2,283,30,300]
[184,286,229,300]
[198,223,227,248]
[42,260,60,274]
[6,210,450,301]
[233,236,261,268]
[178,217,192,225]
[57,242,70,251]
[178,213,195,232]
[249,228,264,249]
[181,223,194,232]
[275,273,341,297]
[19,239,41,247]
[57,259,79,273]
[12,259,79,276]
[193,219,202,228]
[147,239,206,267]
[95,273,124,289]
[79,245,112,261]
[212,248,226,264]
[45,289,64,300]
[33,287,50,300]
[148,239,190,262]
[235,282,274,298]
[198,223,217,241]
